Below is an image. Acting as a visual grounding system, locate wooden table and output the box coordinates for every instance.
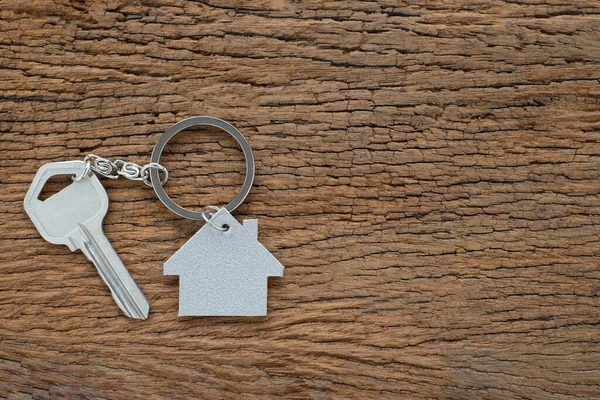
[1,1,599,399]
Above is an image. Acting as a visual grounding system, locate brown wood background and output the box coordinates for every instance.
[1,0,600,399]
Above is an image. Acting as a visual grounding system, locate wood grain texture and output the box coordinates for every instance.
[1,0,600,398]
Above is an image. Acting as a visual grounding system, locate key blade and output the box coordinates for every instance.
[77,223,150,320]
[25,160,149,320]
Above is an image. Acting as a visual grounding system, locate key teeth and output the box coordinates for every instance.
[78,223,150,321]
[129,309,149,320]
[134,303,150,320]
[113,290,150,320]
[121,292,150,320]
[66,236,79,252]
[114,297,149,320]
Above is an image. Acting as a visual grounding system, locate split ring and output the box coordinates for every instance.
[72,159,92,182]
[149,116,255,220]
[201,205,229,231]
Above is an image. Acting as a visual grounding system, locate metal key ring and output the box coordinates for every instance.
[149,116,255,220]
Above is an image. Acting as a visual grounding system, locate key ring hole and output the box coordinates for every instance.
[40,173,80,201]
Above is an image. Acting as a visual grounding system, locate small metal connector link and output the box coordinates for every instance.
[72,154,168,187]
[201,205,230,231]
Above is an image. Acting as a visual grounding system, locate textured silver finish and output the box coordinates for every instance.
[164,208,284,316]
[150,116,255,219]
[24,161,150,319]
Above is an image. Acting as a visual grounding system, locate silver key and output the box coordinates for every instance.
[24,161,150,319]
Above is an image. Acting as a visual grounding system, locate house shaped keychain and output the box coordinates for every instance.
[164,207,283,316]
[148,117,284,316]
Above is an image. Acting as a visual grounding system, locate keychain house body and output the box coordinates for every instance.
[165,208,284,316]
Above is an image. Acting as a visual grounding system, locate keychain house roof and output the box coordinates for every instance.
[164,208,284,316]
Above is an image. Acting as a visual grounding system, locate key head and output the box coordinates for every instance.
[24,161,109,250]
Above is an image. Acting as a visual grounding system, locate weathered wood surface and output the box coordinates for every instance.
[1,0,600,398]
